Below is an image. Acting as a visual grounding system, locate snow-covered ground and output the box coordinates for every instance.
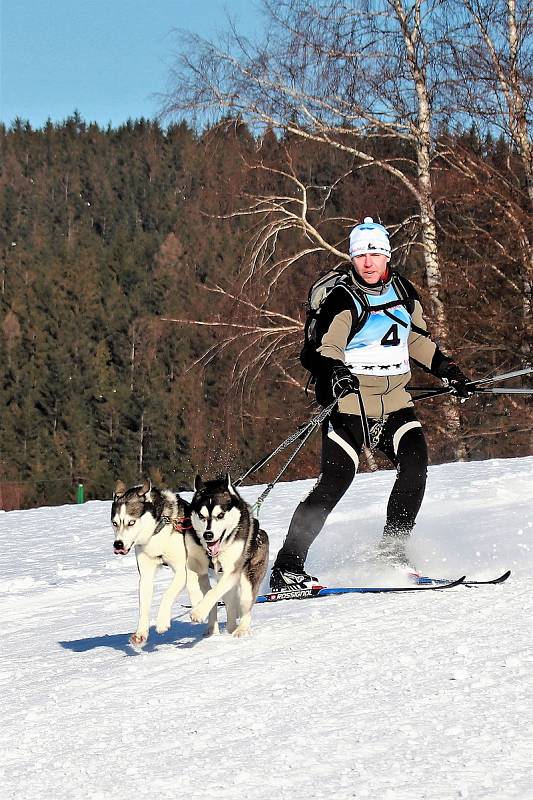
[1,457,532,800]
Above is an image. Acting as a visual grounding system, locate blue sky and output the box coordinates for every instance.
[0,0,259,129]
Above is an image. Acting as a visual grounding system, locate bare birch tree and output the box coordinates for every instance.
[446,0,532,356]
[164,0,502,456]
[165,0,456,333]
[448,0,532,201]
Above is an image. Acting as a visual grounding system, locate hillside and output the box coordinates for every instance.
[1,456,532,799]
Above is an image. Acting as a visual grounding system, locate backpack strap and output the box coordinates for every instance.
[343,272,429,338]
[334,282,371,340]
[329,274,430,339]
[387,273,430,338]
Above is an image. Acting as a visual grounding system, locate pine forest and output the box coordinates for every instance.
[1,1,531,508]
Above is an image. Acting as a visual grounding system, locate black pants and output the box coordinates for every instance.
[274,407,428,571]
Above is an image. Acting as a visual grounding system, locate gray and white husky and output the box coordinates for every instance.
[186,474,269,637]
[111,478,199,647]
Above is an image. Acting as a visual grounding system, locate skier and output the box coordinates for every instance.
[270,217,471,591]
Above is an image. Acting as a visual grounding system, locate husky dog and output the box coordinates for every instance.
[186,474,269,637]
[112,478,199,647]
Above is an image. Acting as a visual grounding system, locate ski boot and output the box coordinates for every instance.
[269,565,320,592]
[377,526,420,578]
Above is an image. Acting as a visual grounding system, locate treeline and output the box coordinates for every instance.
[0,116,531,508]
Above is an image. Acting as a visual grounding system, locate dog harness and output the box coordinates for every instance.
[152,515,192,536]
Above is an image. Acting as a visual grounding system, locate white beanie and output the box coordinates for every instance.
[349,217,391,259]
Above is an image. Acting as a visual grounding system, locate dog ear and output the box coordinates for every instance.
[114,480,127,499]
[137,478,151,497]
[194,474,203,492]
[225,472,237,497]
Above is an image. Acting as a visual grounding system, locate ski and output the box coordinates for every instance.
[255,576,466,603]
[416,569,511,587]
[184,571,510,607]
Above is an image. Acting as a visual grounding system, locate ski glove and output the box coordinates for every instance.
[330,363,359,399]
[441,362,473,398]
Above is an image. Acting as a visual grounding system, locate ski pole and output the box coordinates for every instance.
[409,364,533,402]
[471,365,533,386]
[473,387,533,395]
[411,385,533,402]
[411,386,455,402]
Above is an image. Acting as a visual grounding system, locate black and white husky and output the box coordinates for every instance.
[186,474,269,637]
[111,478,200,647]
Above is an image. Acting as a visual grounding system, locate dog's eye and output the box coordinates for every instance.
[112,521,118,527]
[215,512,225,520]
[128,520,136,526]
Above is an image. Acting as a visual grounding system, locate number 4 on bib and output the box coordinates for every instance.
[380,323,400,347]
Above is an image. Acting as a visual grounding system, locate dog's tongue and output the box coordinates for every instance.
[207,540,221,557]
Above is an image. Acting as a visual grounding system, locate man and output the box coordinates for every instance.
[270,217,471,590]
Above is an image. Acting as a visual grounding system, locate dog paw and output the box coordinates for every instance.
[155,618,170,634]
[155,614,170,633]
[130,631,148,647]
[204,623,220,637]
[231,626,250,638]
[190,605,206,624]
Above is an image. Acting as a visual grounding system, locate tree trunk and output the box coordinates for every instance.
[139,410,144,477]
[396,0,467,460]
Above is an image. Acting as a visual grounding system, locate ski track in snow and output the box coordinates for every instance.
[1,457,532,800]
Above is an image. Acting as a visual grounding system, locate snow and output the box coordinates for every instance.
[1,457,532,800]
